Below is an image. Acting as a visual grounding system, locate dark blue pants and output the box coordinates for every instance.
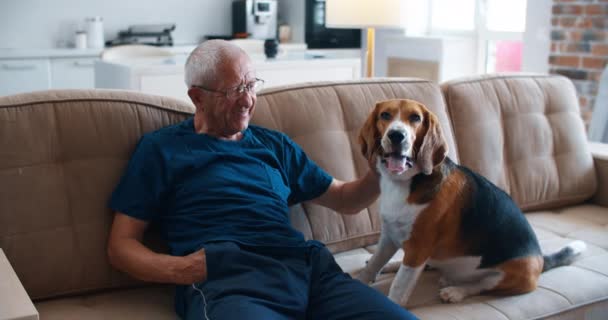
[178,241,417,320]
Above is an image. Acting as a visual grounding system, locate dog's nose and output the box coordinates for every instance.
[388,130,405,144]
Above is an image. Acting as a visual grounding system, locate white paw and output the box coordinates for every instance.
[388,292,406,306]
[439,286,467,303]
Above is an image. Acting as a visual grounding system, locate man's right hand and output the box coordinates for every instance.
[174,248,207,285]
[108,212,209,286]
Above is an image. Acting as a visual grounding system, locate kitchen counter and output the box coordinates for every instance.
[95,50,362,102]
[0,43,311,59]
[0,42,357,97]
[0,45,198,59]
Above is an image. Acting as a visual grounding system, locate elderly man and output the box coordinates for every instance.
[107,40,417,320]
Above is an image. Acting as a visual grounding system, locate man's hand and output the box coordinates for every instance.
[368,155,380,178]
[108,213,210,285]
[173,248,207,285]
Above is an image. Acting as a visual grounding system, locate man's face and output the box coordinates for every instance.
[196,54,257,137]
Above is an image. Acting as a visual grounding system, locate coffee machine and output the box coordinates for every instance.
[232,0,278,40]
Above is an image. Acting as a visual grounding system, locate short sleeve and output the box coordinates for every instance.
[281,134,333,205]
[109,135,169,221]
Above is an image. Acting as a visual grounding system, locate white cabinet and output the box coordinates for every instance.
[0,56,97,96]
[0,59,51,96]
[95,54,362,103]
[50,57,96,89]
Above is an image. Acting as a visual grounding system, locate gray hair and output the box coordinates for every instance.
[184,40,247,88]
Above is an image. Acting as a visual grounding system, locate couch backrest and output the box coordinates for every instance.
[0,90,194,300]
[0,79,455,300]
[441,74,597,211]
[254,79,458,253]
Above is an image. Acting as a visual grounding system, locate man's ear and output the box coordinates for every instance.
[188,88,204,111]
[358,102,381,162]
[416,108,448,175]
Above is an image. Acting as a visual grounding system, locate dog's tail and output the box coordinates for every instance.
[542,240,586,272]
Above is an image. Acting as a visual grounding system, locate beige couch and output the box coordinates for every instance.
[1,74,607,320]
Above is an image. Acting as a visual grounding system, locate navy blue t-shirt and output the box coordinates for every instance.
[109,118,333,256]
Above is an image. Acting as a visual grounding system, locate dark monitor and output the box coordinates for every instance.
[305,0,361,49]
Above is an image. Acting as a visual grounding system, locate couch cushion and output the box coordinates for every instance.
[0,90,194,300]
[35,204,608,320]
[35,286,175,320]
[332,204,608,319]
[441,74,596,211]
[254,79,459,253]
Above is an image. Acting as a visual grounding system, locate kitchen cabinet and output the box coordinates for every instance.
[50,57,97,89]
[0,57,97,96]
[95,52,362,103]
[0,58,51,96]
[0,44,324,97]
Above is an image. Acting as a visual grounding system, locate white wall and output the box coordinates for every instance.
[522,0,552,73]
[0,0,305,49]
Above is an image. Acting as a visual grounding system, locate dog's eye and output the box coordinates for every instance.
[380,112,392,120]
[409,114,421,122]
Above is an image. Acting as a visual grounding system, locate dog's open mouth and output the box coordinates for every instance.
[381,152,413,174]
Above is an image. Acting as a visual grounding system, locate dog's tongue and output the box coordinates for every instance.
[387,157,407,173]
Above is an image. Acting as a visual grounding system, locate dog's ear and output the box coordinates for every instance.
[416,107,448,175]
[358,102,382,162]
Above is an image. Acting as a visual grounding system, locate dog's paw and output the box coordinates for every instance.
[388,292,406,306]
[439,286,467,303]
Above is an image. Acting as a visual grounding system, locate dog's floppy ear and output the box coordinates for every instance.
[416,107,448,175]
[358,102,382,162]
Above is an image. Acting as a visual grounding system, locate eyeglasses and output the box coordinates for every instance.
[192,78,265,99]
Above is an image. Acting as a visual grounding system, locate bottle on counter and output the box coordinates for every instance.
[85,16,105,49]
[74,30,87,49]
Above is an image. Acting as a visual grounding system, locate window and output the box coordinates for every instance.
[408,0,528,74]
[483,0,527,73]
[430,0,476,32]
[486,40,523,72]
[486,0,527,33]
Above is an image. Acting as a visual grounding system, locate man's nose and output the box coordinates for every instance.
[236,88,254,104]
[388,130,405,144]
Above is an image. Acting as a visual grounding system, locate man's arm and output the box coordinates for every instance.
[107,212,207,285]
[312,169,380,215]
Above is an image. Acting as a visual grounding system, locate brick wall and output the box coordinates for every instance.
[550,0,608,125]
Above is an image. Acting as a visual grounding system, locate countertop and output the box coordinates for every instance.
[0,43,315,60]
[0,45,197,59]
[102,49,361,67]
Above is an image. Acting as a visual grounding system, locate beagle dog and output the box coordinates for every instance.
[356,99,586,305]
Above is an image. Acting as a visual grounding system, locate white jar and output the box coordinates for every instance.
[75,31,87,49]
[85,16,104,49]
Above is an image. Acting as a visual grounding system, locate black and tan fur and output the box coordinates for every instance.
[356,99,586,305]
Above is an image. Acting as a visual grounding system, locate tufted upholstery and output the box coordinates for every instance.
[0,90,194,300]
[253,79,459,253]
[441,74,597,211]
[2,75,608,320]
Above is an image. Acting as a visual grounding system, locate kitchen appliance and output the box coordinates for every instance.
[305,0,361,49]
[232,0,278,40]
[106,24,175,47]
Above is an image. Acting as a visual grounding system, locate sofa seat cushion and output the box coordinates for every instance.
[333,204,608,319]
[35,286,176,320]
[34,205,608,320]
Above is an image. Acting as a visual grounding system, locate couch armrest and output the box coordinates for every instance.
[590,142,608,207]
[0,248,38,320]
